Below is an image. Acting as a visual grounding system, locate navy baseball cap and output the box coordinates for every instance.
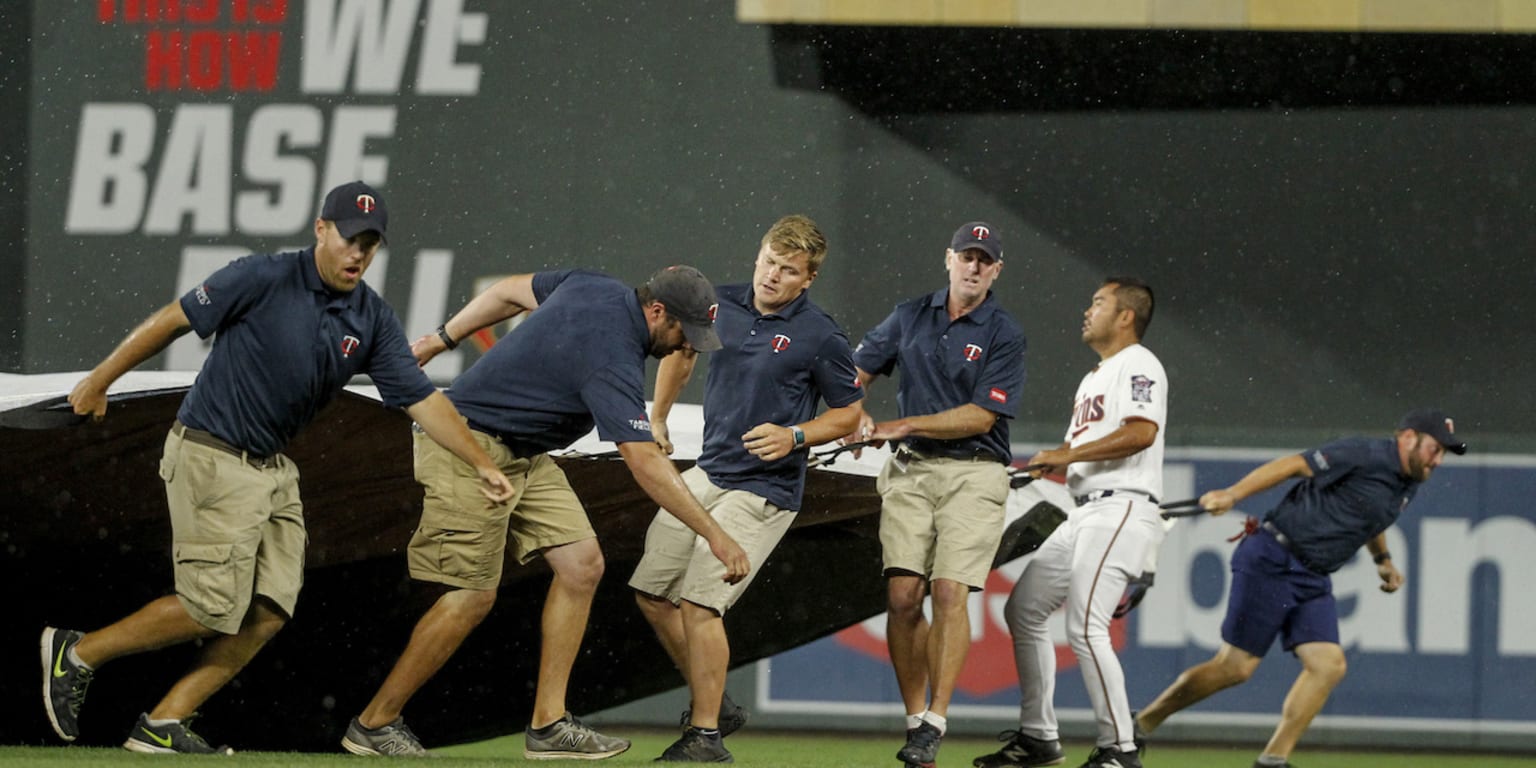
[646,265,722,352]
[1399,408,1468,455]
[950,221,1002,261]
[321,181,388,242]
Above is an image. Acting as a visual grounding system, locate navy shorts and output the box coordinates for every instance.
[1220,528,1338,656]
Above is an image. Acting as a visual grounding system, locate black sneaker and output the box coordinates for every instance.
[41,627,93,742]
[341,716,428,756]
[656,726,733,763]
[973,729,1066,767]
[524,712,631,760]
[1080,746,1141,768]
[897,722,942,768]
[1251,762,1295,768]
[680,691,749,738]
[122,712,234,754]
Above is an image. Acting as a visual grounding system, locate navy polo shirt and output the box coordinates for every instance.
[448,270,656,455]
[852,288,1027,462]
[697,284,863,510]
[177,249,435,457]
[1266,437,1419,573]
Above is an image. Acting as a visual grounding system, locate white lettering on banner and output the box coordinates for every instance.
[301,0,487,95]
[408,250,462,380]
[238,105,324,235]
[1418,516,1536,655]
[302,0,422,94]
[1140,515,1535,656]
[322,106,396,190]
[66,104,156,234]
[144,105,234,235]
[1336,526,1409,652]
[418,0,487,94]
[63,104,398,237]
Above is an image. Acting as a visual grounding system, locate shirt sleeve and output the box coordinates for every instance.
[970,326,1027,418]
[178,254,267,339]
[1117,347,1166,430]
[1301,437,1371,489]
[811,329,864,409]
[532,269,577,304]
[579,363,655,444]
[852,308,902,377]
[365,303,437,410]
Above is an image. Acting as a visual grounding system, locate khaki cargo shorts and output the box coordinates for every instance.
[628,465,796,614]
[160,427,306,635]
[406,427,593,590]
[877,456,1008,589]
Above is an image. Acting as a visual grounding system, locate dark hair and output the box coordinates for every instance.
[1105,276,1154,339]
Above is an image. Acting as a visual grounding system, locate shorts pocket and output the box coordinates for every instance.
[174,542,237,618]
[418,513,491,583]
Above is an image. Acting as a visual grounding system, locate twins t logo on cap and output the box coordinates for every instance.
[971,225,991,240]
[707,303,719,321]
[355,194,377,213]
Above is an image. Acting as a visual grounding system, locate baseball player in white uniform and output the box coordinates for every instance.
[979,277,1166,768]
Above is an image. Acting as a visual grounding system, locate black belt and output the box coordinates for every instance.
[895,444,1007,465]
[1260,521,1327,574]
[1074,489,1160,506]
[172,421,278,470]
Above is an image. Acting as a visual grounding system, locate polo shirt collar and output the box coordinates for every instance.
[303,247,365,310]
[926,287,997,324]
[745,285,811,319]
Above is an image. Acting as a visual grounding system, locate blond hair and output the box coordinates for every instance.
[762,214,828,274]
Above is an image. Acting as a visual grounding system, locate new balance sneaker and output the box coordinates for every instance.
[341,716,428,756]
[972,729,1066,767]
[896,722,942,768]
[656,726,733,763]
[1079,745,1141,768]
[122,712,234,754]
[525,712,631,760]
[679,691,749,738]
[41,627,93,742]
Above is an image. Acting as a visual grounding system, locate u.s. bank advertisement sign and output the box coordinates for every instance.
[763,454,1536,737]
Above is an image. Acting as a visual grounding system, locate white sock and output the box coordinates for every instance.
[146,716,179,727]
[920,711,947,736]
[1256,755,1289,767]
[67,646,92,670]
[905,713,925,731]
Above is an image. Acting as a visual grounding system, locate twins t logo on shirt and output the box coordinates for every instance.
[772,334,791,353]
[1130,375,1155,403]
[341,335,361,358]
[964,343,983,362]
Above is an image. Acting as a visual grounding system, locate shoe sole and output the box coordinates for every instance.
[123,737,234,756]
[40,627,75,742]
[524,744,631,760]
[340,736,383,756]
[123,737,178,754]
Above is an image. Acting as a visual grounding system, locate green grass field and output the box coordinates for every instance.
[1,730,1530,767]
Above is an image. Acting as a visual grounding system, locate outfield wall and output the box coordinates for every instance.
[605,448,1536,752]
[8,1,1536,451]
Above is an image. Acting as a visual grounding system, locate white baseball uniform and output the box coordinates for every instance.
[1003,343,1168,752]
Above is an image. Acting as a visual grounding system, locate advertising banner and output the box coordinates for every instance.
[762,451,1536,735]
